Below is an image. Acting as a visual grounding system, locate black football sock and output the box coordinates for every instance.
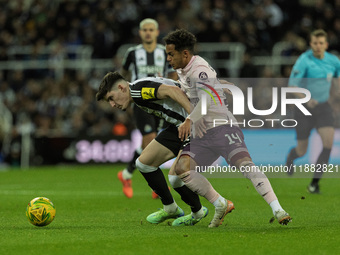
[127,150,141,174]
[286,147,300,164]
[174,186,202,213]
[140,168,174,205]
[311,148,331,186]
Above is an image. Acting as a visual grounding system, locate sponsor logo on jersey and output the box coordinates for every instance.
[199,72,208,80]
[138,65,163,75]
[141,87,156,100]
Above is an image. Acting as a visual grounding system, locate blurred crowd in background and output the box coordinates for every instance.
[1,0,340,165]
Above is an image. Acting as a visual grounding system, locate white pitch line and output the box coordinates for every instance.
[0,189,150,197]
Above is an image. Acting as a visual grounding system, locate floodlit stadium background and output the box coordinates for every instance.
[0,0,339,169]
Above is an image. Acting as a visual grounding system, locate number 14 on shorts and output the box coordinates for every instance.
[225,133,242,145]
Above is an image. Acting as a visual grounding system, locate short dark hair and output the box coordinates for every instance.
[163,29,197,53]
[310,29,328,41]
[96,71,125,101]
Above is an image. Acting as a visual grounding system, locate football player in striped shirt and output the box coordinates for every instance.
[96,72,208,225]
[118,18,177,198]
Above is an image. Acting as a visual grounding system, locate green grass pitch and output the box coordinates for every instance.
[0,164,339,255]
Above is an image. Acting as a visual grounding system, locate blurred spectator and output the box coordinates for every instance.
[240,52,259,78]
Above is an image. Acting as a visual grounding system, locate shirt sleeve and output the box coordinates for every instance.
[288,55,307,87]
[132,80,162,104]
[334,57,340,78]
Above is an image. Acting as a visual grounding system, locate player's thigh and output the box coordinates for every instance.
[169,150,182,175]
[140,125,184,167]
[317,127,334,148]
[315,102,335,130]
[294,113,314,140]
[216,126,251,166]
[181,138,218,168]
[139,139,175,167]
[141,132,157,149]
[173,154,199,175]
[315,102,335,148]
[296,139,309,155]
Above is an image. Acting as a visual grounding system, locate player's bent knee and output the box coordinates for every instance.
[174,155,190,176]
[136,158,158,173]
[296,147,307,157]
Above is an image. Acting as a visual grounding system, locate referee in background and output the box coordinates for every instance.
[286,29,340,193]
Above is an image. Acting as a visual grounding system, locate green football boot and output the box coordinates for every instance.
[172,206,209,226]
[147,207,184,224]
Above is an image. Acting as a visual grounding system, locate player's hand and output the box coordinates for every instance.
[307,99,318,108]
[220,80,234,95]
[193,118,207,138]
[222,88,232,95]
[178,118,191,141]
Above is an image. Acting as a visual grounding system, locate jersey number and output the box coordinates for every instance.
[225,133,242,145]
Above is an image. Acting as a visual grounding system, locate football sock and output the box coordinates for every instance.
[212,195,226,208]
[241,162,278,204]
[179,170,220,204]
[312,148,331,185]
[192,206,205,219]
[269,200,284,215]
[163,202,179,214]
[174,186,202,213]
[127,147,142,174]
[287,147,299,164]
[169,175,202,213]
[122,168,133,180]
[140,168,174,205]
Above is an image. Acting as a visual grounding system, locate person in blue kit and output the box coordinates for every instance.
[286,29,340,193]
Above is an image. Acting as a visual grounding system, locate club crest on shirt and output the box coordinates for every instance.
[141,87,156,100]
[144,124,152,133]
[199,72,208,80]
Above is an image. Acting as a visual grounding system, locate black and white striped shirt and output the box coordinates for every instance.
[122,44,173,81]
[130,77,188,126]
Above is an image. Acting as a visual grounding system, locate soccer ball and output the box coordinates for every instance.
[26,197,56,226]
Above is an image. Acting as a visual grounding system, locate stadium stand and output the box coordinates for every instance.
[0,0,339,167]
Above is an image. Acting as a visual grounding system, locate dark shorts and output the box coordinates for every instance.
[181,125,251,167]
[155,124,189,156]
[134,104,168,135]
[294,102,335,140]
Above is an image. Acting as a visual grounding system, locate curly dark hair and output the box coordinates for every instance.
[163,29,197,53]
[96,71,125,101]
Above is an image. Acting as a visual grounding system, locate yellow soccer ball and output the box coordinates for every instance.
[26,197,56,226]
